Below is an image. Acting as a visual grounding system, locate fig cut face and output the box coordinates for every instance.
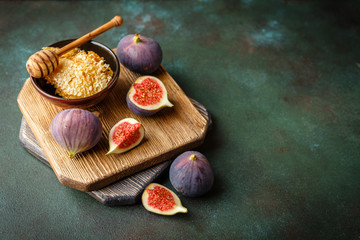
[127,76,173,116]
[107,118,145,155]
[142,183,187,215]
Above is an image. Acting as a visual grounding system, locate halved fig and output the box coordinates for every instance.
[126,76,173,116]
[107,118,145,155]
[142,183,188,215]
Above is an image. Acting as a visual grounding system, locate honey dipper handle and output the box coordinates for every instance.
[56,16,123,56]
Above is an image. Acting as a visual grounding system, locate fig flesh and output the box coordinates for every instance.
[170,151,214,197]
[107,118,145,154]
[50,109,103,158]
[142,183,188,215]
[126,76,173,116]
[116,33,162,74]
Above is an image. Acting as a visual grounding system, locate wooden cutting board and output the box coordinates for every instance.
[19,117,171,206]
[17,64,209,192]
[19,98,211,206]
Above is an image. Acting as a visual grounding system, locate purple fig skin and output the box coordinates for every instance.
[169,151,214,197]
[50,109,103,158]
[116,34,162,74]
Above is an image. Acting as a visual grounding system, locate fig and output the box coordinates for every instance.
[116,33,162,74]
[170,151,214,197]
[142,183,188,215]
[107,118,145,154]
[126,76,173,116]
[50,108,103,158]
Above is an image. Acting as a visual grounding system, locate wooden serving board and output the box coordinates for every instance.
[19,99,211,206]
[20,117,170,205]
[17,64,209,192]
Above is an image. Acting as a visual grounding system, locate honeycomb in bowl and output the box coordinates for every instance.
[44,47,113,99]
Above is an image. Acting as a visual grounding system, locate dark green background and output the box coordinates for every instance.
[1,1,359,239]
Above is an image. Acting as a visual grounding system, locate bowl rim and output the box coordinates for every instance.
[30,39,120,102]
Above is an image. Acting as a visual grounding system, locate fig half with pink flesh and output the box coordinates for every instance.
[107,118,145,155]
[142,183,188,215]
[126,76,173,116]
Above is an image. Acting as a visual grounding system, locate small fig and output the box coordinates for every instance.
[116,33,162,74]
[126,76,173,116]
[142,183,188,215]
[107,118,145,154]
[170,151,214,197]
[50,109,103,158]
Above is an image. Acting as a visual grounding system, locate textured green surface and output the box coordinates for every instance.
[1,1,360,239]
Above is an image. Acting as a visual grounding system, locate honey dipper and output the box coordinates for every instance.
[26,16,123,78]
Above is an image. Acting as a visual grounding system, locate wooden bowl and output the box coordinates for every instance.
[30,39,120,109]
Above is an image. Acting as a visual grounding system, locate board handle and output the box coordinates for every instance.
[56,16,123,56]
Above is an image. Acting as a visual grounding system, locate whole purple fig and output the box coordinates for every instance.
[116,33,162,74]
[170,151,214,197]
[50,109,103,158]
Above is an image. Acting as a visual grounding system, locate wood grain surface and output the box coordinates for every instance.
[19,98,211,206]
[17,64,209,192]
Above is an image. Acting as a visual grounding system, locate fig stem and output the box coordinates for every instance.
[134,33,142,43]
[69,152,77,158]
[189,154,198,161]
[177,206,188,213]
